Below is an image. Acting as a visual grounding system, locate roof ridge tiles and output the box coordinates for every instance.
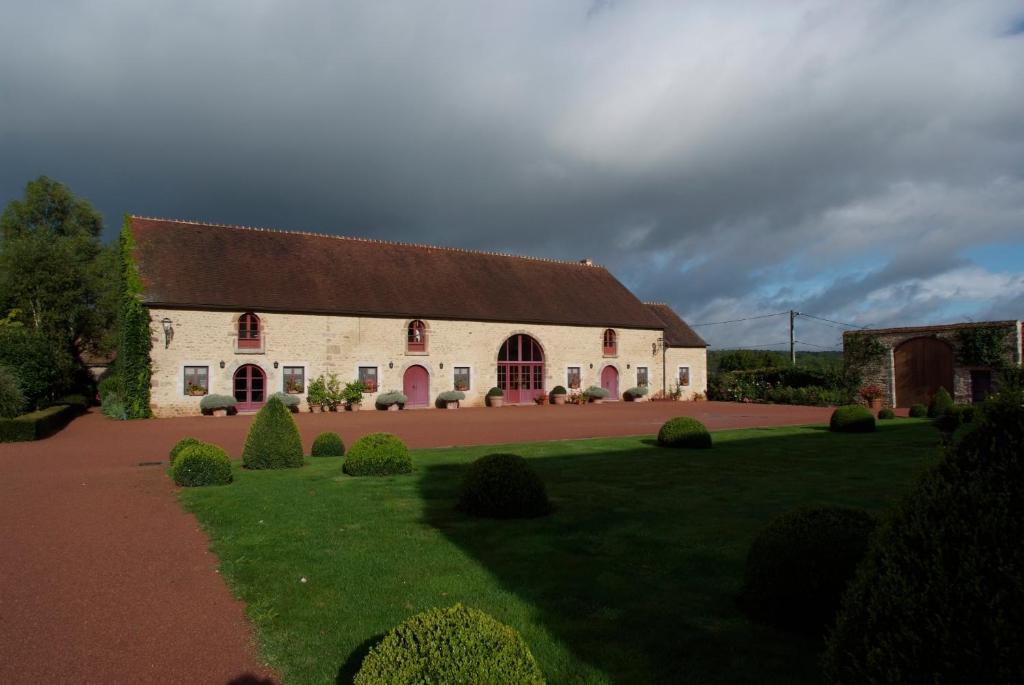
[129,215,603,268]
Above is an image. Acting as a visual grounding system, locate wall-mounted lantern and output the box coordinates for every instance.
[389,361,394,369]
[219,360,226,369]
[439,362,444,369]
[160,318,174,349]
[273,361,279,369]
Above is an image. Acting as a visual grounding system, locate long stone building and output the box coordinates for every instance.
[843,320,1023,408]
[130,217,707,417]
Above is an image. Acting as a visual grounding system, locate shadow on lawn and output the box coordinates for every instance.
[416,422,936,685]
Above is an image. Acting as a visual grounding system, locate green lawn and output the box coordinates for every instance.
[180,421,939,685]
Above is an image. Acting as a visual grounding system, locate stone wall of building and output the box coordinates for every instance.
[845,321,1021,407]
[147,308,708,417]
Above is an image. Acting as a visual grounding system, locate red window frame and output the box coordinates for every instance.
[603,329,617,356]
[238,312,261,349]
[407,320,427,353]
[637,366,648,387]
[184,366,209,395]
[567,366,581,390]
[359,366,379,392]
[283,366,305,394]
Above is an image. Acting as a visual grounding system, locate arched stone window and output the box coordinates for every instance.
[407,320,428,353]
[238,312,261,349]
[602,328,617,356]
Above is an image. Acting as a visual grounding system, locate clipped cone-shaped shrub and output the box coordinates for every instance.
[908,403,928,418]
[657,416,712,448]
[172,443,233,487]
[241,396,304,469]
[458,453,551,519]
[343,432,412,476]
[311,431,345,457]
[927,386,954,418]
[829,405,876,433]
[169,436,204,465]
[824,391,1024,683]
[740,506,876,633]
[355,604,545,685]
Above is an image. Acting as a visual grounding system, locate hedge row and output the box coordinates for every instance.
[0,403,81,442]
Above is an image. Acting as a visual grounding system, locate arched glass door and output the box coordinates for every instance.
[497,334,544,404]
[233,364,266,412]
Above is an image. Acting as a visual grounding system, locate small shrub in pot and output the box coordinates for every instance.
[269,391,300,412]
[584,385,609,402]
[625,386,649,401]
[487,386,504,407]
[375,390,407,410]
[437,390,465,408]
[199,394,236,415]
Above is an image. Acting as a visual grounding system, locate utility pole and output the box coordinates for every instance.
[789,310,797,366]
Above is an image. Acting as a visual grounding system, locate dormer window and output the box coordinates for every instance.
[238,312,261,349]
[603,328,617,356]
[407,320,427,353]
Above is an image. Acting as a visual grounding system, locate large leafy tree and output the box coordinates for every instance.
[0,176,117,353]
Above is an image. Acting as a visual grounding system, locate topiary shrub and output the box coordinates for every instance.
[740,506,876,633]
[934,404,975,438]
[169,437,204,465]
[625,386,649,399]
[824,389,1024,683]
[199,393,236,413]
[927,386,954,418]
[375,390,406,409]
[829,405,876,433]
[355,604,545,685]
[584,385,609,399]
[269,391,300,411]
[657,416,712,448]
[457,453,551,519]
[438,390,465,403]
[343,432,412,476]
[550,385,567,396]
[171,443,233,487]
[0,366,26,419]
[241,396,304,469]
[878,407,895,420]
[311,431,345,457]
[487,386,503,397]
[908,403,928,418]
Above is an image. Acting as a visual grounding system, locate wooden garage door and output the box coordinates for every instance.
[894,337,954,408]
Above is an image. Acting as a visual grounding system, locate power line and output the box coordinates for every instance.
[798,312,867,329]
[795,339,840,350]
[710,341,792,350]
[691,311,789,327]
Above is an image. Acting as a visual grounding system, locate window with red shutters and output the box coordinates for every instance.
[407,320,427,353]
[238,312,261,349]
[602,329,617,356]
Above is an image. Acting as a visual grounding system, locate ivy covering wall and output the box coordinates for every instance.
[956,327,1011,368]
[117,217,152,418]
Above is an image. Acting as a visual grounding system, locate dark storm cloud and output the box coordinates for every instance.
[2,1,1023,348]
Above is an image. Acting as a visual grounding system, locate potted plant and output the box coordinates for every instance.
[269,391,300,413]
[584,385,610,404]
[859,384,884,411]
[199,394,236,417]
[186,382,206,397]
[285,378,303,394]
[325,372,343,412]
[625,386,650,402]
[342,380,365,411]
[438,390,465,409]
[549,385,567,405]
[455,380,469,392]
[306,375,328,412]
[534,393,549,406]
[376,390,407,411]
[486,386,504,407]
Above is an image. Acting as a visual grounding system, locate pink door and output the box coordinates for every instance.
[601,366,619,400]
[497,334,545,404]
[403,365,430,407]
[233,364,266,412]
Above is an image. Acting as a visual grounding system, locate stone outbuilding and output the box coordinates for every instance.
[843,321,1023,408]
[129,216,708,416]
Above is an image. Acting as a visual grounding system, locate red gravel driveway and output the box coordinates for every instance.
[0,401,832,683]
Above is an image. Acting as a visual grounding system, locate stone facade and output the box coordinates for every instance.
[148,307,707,417]
[845,321,1022,408]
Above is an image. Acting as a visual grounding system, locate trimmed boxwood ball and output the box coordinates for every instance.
[311,431,345,457]
[169,436,204,465]
[927,386,954,418]
[878,407,896,420]
[657,416,712,448]
[908,403,928,418]
[458,453,551,519]
[171,443,233,487]
[241,396,304,469]
[824,390,1024,682]
[740,506,876,633]
[355,604,545,685]
[487,386,504,397]
[343,432,412,476]
[829,405,876,433]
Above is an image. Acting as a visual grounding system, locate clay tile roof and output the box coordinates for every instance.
[129,216,669,330]
[643,303,707,348]
[843,320,1020,337]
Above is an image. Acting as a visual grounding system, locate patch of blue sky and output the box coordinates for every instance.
[963,242,1024,272]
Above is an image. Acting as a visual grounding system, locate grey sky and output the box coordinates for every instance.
[2,1,1023,349]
